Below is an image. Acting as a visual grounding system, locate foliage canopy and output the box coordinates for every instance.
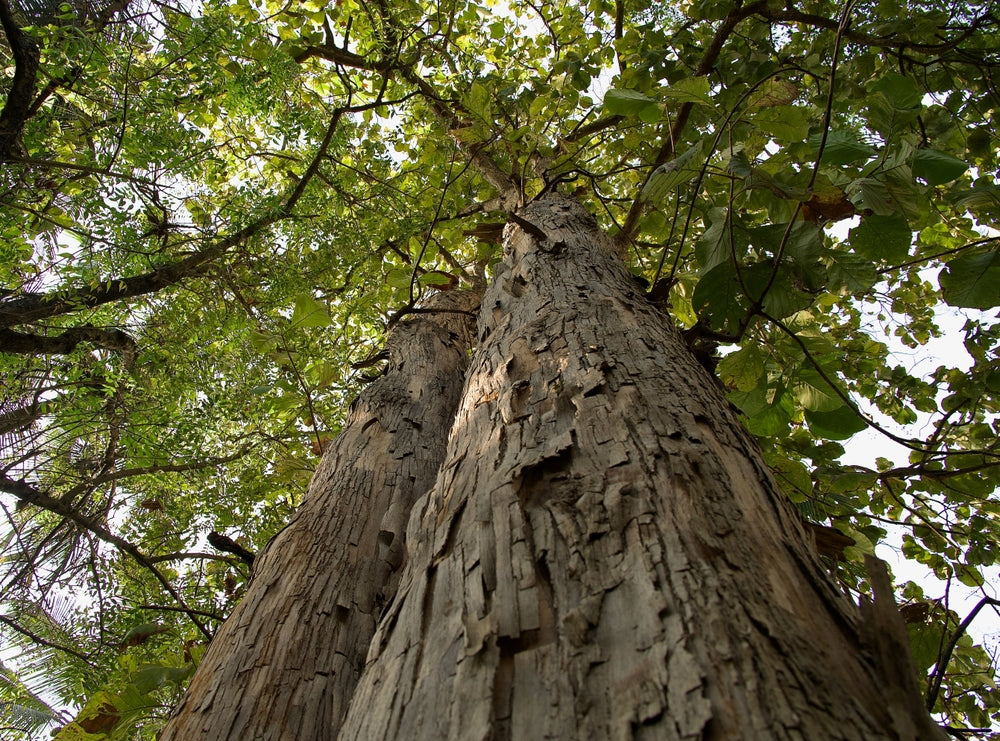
[0,0,998,736]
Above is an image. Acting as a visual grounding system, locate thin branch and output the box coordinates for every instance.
[615,0,769,247]
[743,0,855,315]
[926,596,1000,711]
[762,311,936,454]
[755,6,997,54]
[4,155,157,185]
[879,236,1000,275]
[135,604,225,621]
[0,93,385,329]
[146,551,235,565]
[879,460,1000,482]
[0,475,213,639]
[55,447,253,509]
[411,73,522,206]
[295,19,522,207]
[0,613,93,664]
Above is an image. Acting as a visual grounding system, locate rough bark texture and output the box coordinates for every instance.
[159,290,479,741]
[338,194,943,740]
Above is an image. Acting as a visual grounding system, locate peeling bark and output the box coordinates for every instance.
[338,194,944,741]
[159,290,479,741]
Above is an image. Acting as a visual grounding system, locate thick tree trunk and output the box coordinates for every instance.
[337,194,943,740]
[160,290,479,741]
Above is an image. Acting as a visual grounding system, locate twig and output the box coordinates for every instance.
[926,596,1000,710]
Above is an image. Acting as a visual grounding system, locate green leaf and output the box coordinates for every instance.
[312,361,340,388]
[716,345,765,392]
[696,210,749,272]
[248,331,275,353]
[846,178,897,217]
[747,79,798,109]
[790,367,844,412]
[385,267,413,290]
[764,452,813,502]
[907,621,946,673]
[747,388,796,436]
[805,406,867,439]
[662,76,712,106]
[822,466,878,495]
[810,130,876,166]
[692,260,747,332]
[955,563,984,588]
[603,88,659,117]
[751,222,822,264]
[641,145,703,203]
[871,73,922,110]
[290,293,331,328]
[849,215,912,264]
[939,249,1000,309]
[727,383,767,416]
[748,105,810,143]
[418,271,456,287]
[464,81,494,123]
[912,149,969,186]
[745,168,810,201]
[826,250,878,294]
[133,664,192,694]
[729,380,796,436]
[742,261,813,319]
[950,184,1000,211]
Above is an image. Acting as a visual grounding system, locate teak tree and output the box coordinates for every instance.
[163,194,948,740]
[1,0,999,738]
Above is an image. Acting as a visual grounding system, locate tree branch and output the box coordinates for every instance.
[5,155,157,184]
[54,447,253,510]
[294,26,521,208]
[0,0,40,161]
[0,612,92,663]
[0,210,273,328]
[396,69,523,208]
[0,474,214,639]
[0,326,136,356]
[925,596,1000,711]
[755,6,997,54]
[615,0,769,248]
[293,43,379,69]
[0,89,395,330]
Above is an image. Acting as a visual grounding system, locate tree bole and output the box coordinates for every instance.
[337,193,943,741]
[159,290,479,741]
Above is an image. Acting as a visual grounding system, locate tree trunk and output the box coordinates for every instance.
[159,290,479,741]
[336,194,943,740]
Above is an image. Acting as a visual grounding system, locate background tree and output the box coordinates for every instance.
[0,0,998,738]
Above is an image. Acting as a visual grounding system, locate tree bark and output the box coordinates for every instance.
[159,290,479,741]
[337,193,944,740]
